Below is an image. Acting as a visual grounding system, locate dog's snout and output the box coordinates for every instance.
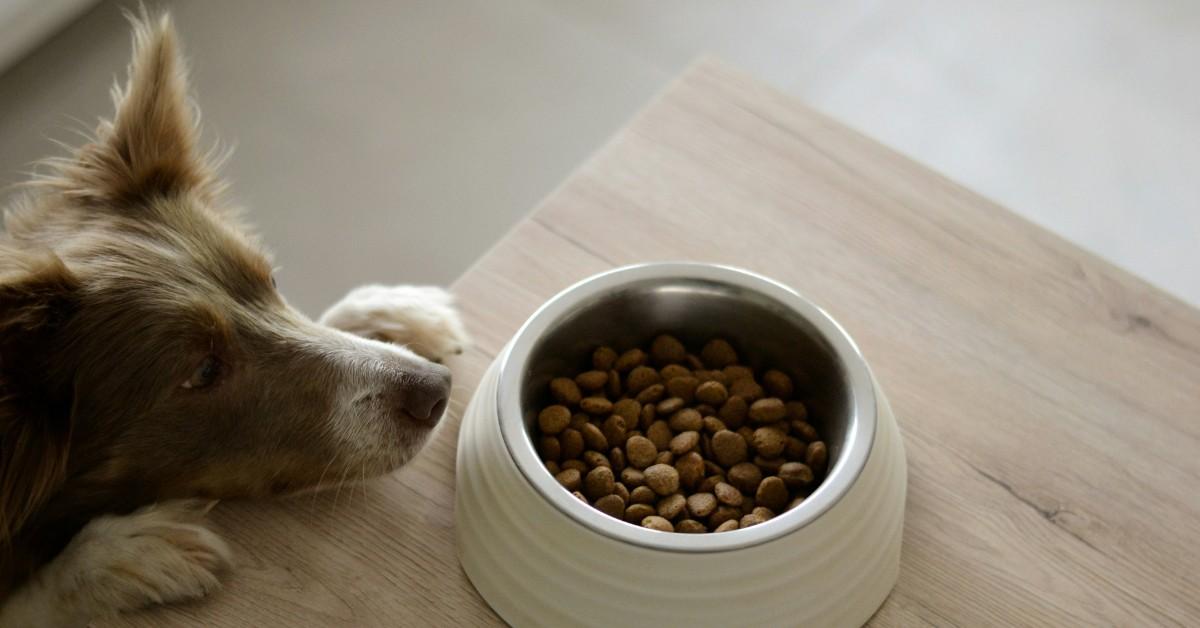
[398,363,452,424]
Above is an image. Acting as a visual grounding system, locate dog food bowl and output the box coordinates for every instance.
[455,263,906,627]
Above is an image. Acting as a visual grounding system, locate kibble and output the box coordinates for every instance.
[595,494,625,519]
[585,466,615,500]
[644,464,680,496]
[534,335,829,533]
[641,516,674,532]
[538,405,570,435]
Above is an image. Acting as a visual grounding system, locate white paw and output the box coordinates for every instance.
[51,500,232,618]
[319,284,471,362]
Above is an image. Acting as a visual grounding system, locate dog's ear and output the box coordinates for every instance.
[0,247,79,546]
[46,10,219,205]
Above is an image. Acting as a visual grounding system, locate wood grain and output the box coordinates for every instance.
[107,59,1200,627]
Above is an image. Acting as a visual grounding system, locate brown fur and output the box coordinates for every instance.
[0,10,455,611]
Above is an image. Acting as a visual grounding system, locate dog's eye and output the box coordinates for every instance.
[182,356,222,390]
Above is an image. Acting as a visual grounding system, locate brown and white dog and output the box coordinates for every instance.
[0,11,468,626]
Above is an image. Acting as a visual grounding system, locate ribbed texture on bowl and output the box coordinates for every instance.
[455,355,907,627]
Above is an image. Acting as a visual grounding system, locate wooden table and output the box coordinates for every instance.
[115,59,1200,627]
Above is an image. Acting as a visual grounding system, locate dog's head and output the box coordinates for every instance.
[0,13,450,545]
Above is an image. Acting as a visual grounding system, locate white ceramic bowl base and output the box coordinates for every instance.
[455,350,907,628]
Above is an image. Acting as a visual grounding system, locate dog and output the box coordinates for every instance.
[0,11,469,626]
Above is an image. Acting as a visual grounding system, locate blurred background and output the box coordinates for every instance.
[0,0,1196,315]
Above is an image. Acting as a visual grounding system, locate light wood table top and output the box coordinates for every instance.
[114,59,1200,627]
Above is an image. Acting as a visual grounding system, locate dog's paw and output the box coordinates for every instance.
[319,284,471,362]
[52,500,232,617]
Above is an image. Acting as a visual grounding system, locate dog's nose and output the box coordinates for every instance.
[399,363,452,424]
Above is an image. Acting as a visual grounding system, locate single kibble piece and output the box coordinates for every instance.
[613,481,630,503]
[638,403,656,430]
[555,468,581,491]
[656,397,685,415]
[580,423,608,451]
[718,396,749,429]
[755,476,788,512]
[539,435,561,461]
[614,348,647,372]
[723,365,754,383]
[621,467,646,487]
[602,415,627,447]
[714,519,739,533]
[583,450,610,469]
[695,380,729,406]
[657,493,687,520]
[585,466,615,500]
[572,491,588,503]
[560,428,584,459]
[806,441,828,471]
[613,398,641,423]
[748,398,787,423]
[666,376,700,403]
[594,494,626,518]
[762,369,794,399]
[651,334,688,365]
[580,396,613,416]
[709,506,741,529]
[779,462,814,487]
[686,492,718,518]
[569,413,589,431]
[670,431,700,456]
[545,461,561,475]
[752,506,775,520]
[646,420,673,451]
[659,364,692,381]
[549,377,582,406]
[641,516,674,532]
[630,485,656,505]
[644,464,680,496]
[787,496,806,511]
[607,369,622,398]
[625,503,655,523]
[677,519,707,533]
[791,420,818,442]
[702,416,726,434]
[729,379,764,402]
[675,451,705,489]
[537,405,570,435]
[655,451,674,465]
[593,346,618,370]
[698,475,723,494]
[714,482,743,507]
[727,462,763,495]
[668,408,703,432]
[636,383,666,405]
[609,447,627,472]
[562,459,588,473]
[626,435,658,468]
[739,514,765,528]
[752,426,788,458]
[785,400,808,422]
[626,366,661,394]
[785,436,807,459]
[711,430,749,466]
[700,339,738,368]
[575,370,609,391]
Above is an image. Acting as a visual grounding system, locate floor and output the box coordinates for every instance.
[0,0,1196,316]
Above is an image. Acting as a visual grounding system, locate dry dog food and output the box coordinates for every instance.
[536,334,828,533]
